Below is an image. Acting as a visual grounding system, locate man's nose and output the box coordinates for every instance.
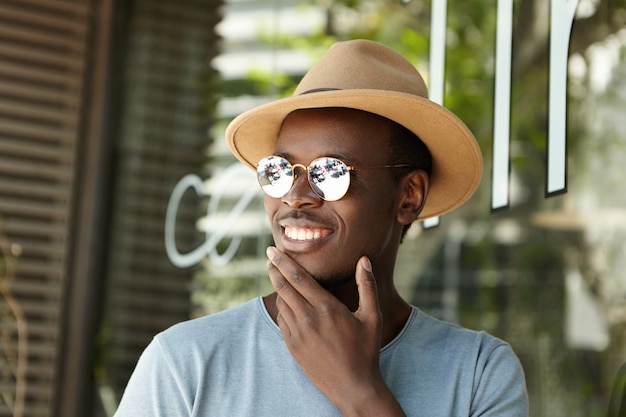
[281,169,322,208]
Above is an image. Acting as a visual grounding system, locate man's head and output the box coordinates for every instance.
[261,107,429,285]
[226,39,482,222]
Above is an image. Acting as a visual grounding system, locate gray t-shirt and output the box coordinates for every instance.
[114,297,528,416]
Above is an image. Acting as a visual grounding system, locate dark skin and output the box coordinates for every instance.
[262,108,429,416]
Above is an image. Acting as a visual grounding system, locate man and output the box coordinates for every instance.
[115,39,528,416]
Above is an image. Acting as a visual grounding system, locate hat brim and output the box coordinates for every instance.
[225,89,483,220]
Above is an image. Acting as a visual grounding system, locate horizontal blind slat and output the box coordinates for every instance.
[0,22,86,52]
[0,44,85,71]
[1,219,68,238]
[0,138,74,161]
[0,4,88,33]
[0,157,73,181]
[0,117,77,143]
[0,180,72,201]
[0,61,82,88]
[0,98,80,125]
[2,0,88,15]
[0,81,80,108]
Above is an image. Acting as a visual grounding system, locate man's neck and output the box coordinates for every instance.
[262,284,412,348]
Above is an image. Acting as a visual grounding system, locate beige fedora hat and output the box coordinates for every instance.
[225,39,482,220]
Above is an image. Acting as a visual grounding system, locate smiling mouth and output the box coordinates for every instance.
[284,226,333,241]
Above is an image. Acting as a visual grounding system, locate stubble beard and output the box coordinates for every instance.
[312,271,355,290]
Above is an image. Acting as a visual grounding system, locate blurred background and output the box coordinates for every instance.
[1,0,625,416]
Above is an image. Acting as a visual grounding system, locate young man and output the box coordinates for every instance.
[115,40,528,416]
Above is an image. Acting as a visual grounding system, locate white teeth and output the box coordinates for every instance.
[286,227,324,241]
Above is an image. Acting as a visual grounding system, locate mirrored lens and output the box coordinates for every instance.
[257,156,293,198]
[308,158,350,201]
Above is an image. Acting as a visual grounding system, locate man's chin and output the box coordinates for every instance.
[286,253,355,289]
[313,273,355,290]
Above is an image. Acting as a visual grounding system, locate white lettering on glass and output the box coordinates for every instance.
[548,0,579,195]
[492,0,514,210]
[165,164,260,268]
[424,0,447,228]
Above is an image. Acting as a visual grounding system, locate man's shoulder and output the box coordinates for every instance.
[155,297,270,349]
[392,308,522,385]
[405,307,509,353]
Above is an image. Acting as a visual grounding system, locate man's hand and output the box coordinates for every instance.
[266,246,406,417]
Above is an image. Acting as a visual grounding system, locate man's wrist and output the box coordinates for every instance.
[334,379,407,417]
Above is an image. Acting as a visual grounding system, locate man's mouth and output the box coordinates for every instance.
[284,226,332,241]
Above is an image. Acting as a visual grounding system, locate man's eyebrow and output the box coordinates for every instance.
[272,151,292,160]
[326,152,354,163]
[271,151,357,164]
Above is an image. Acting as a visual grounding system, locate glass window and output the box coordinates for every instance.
[189,1,626,416]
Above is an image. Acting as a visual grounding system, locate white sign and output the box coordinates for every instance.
[164,164,261,268]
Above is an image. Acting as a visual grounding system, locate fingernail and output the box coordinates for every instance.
[360,256,372,272]
[266,246,276,261]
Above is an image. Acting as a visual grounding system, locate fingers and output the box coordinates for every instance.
[274,294,294,337]
[266,247,318,328]
[266,246,322,305]
[355,256,382,324]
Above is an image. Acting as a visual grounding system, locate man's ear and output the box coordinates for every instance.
[397,170,429,225]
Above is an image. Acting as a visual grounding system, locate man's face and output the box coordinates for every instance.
[264,108,405,286]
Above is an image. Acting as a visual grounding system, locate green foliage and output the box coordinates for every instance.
[244,68,295,97]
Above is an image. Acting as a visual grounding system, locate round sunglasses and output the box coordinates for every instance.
[256,155,411,201]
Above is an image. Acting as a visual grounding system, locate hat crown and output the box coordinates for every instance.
[294,40,429,98]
